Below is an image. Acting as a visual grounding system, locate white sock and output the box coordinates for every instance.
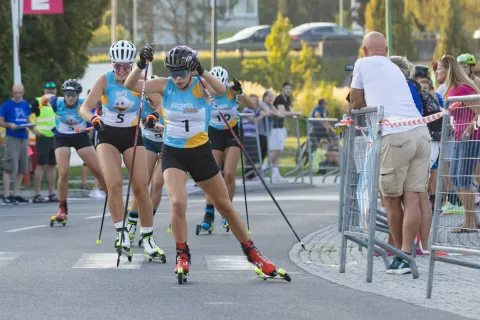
[142,226,153,234]
[114,221,124,229]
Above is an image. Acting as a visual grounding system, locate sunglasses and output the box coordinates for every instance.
[45,82,56,89]
[170,70,189,79]
[64,91,78,98]
[113,63,132,71]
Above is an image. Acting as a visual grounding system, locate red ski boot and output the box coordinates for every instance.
[175,243,190,284]
[241,240,277,276]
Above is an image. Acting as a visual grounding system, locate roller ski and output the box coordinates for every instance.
[222,217,230,233]
[241,240,291,283]
[175,243,190,284]
[196,206,215,235]
[115,228,133,262]
[167,223,172,233]
[50,201,68,227]
[141,231,166,263]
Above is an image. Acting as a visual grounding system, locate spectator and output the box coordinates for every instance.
[270,82,301,183]
[30,82,58,203]
[436,55,480,232]
[0,84,33,204]
[457,53,480,90]
[310,99,328,118]
[241,95,263,177]
[419,78,444,106]
[350,32,431,274]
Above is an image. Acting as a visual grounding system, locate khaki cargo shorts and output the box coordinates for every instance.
[380,126,431,197]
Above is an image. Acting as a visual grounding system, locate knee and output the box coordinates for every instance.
[58,170,69,181]
[223,171,236,185]
[132,182,148,198]
[171,198,187,216]
[214,198,234,216]
[106,181,123,195]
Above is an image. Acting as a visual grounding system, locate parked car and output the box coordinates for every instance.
[217,25,271,50]
[289,22,361,50]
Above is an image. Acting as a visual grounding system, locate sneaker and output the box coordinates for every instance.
[32,194,48,203]
[89,189,106,199]
[14,195,29,204]
[3,196,18,205]
[386,257,412,275]
[80,184,91,190]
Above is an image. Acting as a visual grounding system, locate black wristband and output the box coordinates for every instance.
[196,64,204,76]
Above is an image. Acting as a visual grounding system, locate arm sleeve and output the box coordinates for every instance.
[49,96,58,112]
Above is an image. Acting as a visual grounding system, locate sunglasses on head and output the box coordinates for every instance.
[45,82,56,89]
[113,63,132,71]
[170,70,189,79]
[64,91,78,98]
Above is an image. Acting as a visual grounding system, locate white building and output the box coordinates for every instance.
[151,0,259,46]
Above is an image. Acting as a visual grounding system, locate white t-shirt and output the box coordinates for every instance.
[436,83,446,97]
[351,56,423,136]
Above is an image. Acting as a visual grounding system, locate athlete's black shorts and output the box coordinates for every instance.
[54,133,93,151]
[161,142,219,182]
[208,124,240,151]
[36,136,56,166]
[97,125,144,154]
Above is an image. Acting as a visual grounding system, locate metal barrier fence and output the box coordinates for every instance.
[427,95,480,298]
[304,117,340,184]
[338,105,420,282]
[238,113,305,184]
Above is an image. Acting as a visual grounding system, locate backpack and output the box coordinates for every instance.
[409,79,443,140]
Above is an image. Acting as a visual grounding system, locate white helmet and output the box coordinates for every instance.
[210,66,229,85]
[109,40,137,63]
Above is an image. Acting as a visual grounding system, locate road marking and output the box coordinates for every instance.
[0,252,21,269]
[204,302,235,305]
[5,225,48,233]
[205,255,254,271]
[72,253,144,269]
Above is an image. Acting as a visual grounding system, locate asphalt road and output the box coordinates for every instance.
[0,185,469,320]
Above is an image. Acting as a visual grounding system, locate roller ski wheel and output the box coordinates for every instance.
[176,268,188,284]
[49,215,68,227]
[196,222,214,235]
[254,267,291,282]
[167,224,172,233]
[145,249,167,263]
[116,246,133,262]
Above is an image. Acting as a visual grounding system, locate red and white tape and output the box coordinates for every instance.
[380,109,444,128]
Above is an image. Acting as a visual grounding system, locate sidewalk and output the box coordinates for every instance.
[290,224,480,320]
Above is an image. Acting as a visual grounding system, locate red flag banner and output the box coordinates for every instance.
[23,0,64,15]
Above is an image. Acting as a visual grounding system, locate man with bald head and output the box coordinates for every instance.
[0,84,33,204]
[349,32,431,275]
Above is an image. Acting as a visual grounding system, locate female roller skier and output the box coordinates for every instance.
[198,66,255,233]
[124,44,291,283]
[79,40,165,262]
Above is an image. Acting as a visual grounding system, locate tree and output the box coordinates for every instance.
[362,0,416,59]
[290,41,320,89]
[242,13,293,90]
[0,0,109,101]
[90,11,130,47]
[433,0,470,60]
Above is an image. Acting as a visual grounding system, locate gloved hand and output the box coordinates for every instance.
[144,112,159,129]
[231,78,243,94]
[186,51,204,76]
[30,99,40,117]
[137,44,154,70]
[91,116,104,131]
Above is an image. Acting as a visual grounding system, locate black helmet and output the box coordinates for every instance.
[62,79,82,93]
[164,46,195,71]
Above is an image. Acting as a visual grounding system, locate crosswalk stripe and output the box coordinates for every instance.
[72,253,144,269]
